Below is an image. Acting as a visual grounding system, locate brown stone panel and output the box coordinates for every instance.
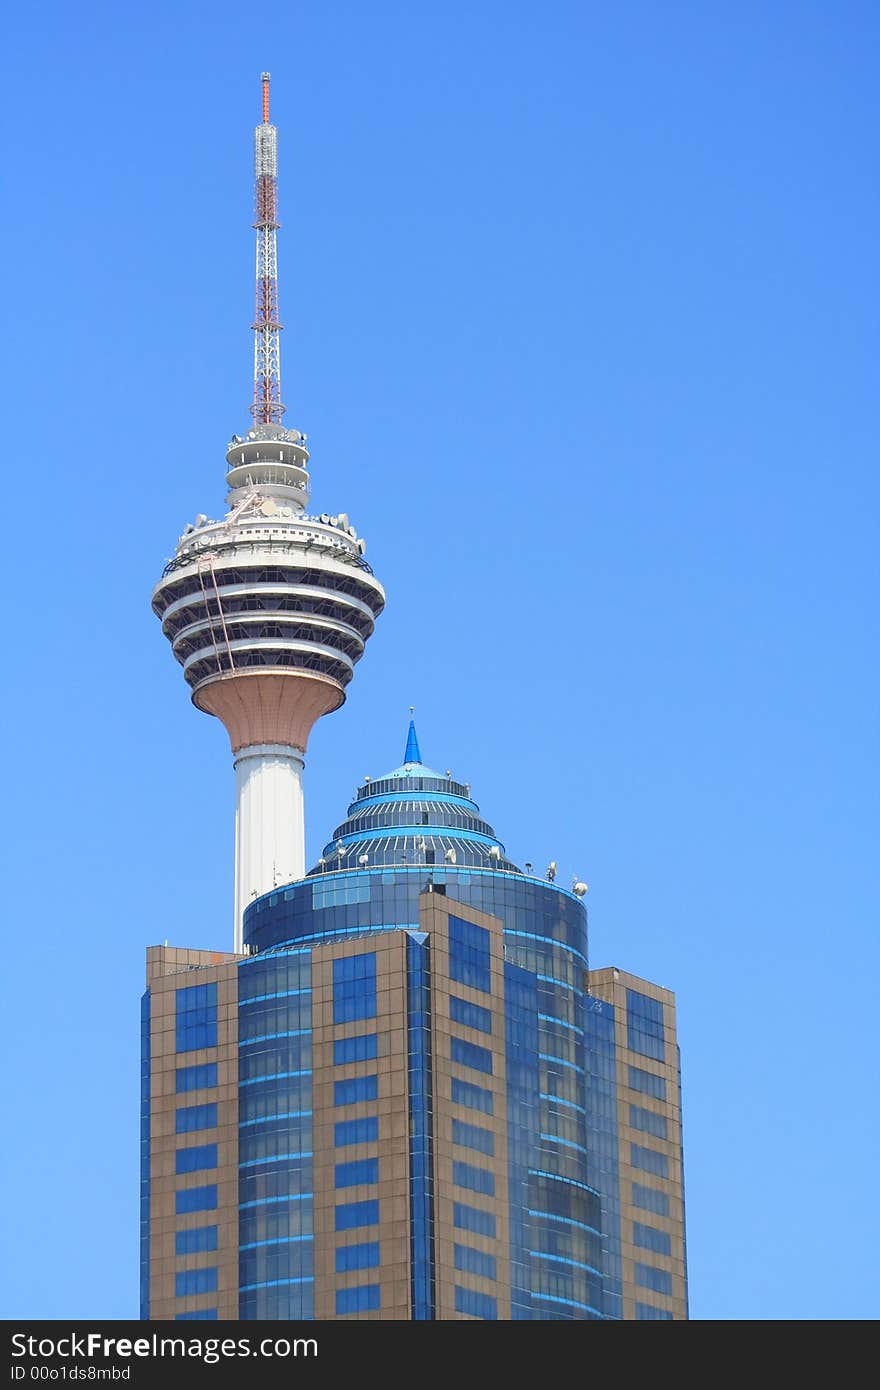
[145,947,242,1321]
[311,933,411,1320]
[588,967,688,1321]
[421,893,512,1320]
[193,670,344,754]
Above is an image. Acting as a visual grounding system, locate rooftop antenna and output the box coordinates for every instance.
[251,72,285,424]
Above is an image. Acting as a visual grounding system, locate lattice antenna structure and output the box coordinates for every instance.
[251,72,284,424]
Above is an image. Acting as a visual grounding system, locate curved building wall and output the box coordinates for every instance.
[241,867,617,1320]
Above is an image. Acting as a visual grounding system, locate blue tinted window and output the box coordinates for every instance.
[335,1117,379,1147]
[637,1303,674,1320]
[451,1078,494,1115]
[454,1203,496,1238]
[450,996,492,1034]
[336,1284,381,1314]
[176,1063,218,1093]
[628,1066,666,1101]
[333,954,377,1024]
[635,1263,673,1295]
[631,1144,669,1178]
[451,1038,493,1075]
[175,1226,217,1255]
[452,1119,494,1157]
[335,1158,379,1188]
[334,1076,378,1107]
[175,1310,218,1320]
[175,1267,217,1297]
[626,989,665,1062]
[335,1242,380,1273]
[630,1105,668,1139]
[176,1104,218,1134]
[175,1144,218,1175]
[632,1184,671,1217]
[449,917,491,993]
[633,1222,672,1256]
[455,1286,497,1319]
[453,1162,495,1196]
[175,984,217,1054]
[333,1034,378,1065]
[454,1244,496,1280]
[335,1200,380,1232]
[175,1186,217,1215]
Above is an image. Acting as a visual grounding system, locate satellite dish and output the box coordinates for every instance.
[572,881,589,897]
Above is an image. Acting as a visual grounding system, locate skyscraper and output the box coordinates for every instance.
[142,77,688,1323]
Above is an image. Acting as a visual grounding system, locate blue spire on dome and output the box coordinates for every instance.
[404,716,422,766]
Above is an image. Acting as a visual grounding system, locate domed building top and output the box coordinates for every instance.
[310,719,522,875]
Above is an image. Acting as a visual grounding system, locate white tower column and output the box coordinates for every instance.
[233,742,305,951]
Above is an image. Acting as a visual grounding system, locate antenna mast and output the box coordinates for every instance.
[251,72,285,424]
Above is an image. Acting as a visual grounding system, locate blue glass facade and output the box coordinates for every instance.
[236,749,625,1320]
[237,948,314,1319]
[139,991,150,1321]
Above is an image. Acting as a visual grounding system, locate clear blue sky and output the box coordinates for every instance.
[1,0,877,1321]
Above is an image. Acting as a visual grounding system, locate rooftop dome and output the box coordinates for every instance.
[309,719,521,875]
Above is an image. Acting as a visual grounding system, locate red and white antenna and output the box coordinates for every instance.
[251,72,285,424]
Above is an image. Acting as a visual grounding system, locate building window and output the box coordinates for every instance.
[175,1226,217,1255]
[333,1034,378,1065]
[451,1038,493,1075]
[627,1065,666,1101]
[635,1263,674,1296]
[335,1284,380,1314]
[334,1075,379,1106]
[632,1184,671,1217]
[450,996,492,1034]
[335,1117,379,1147]
[333,954,377,1024]
[176,1063,218,1093]
[636,1303,673,1320]
[629,1105,668,1140]
[176,1104,218,1134]
[449,917,491,993]
[335,1200,380,1232]
[175,1144,218,1175]
[631,1144,669,1179]
[335,1158,379,1189]
[175,984,217,1053]
[451,1078,494,1115]
[175,1267,217,1297]
[335,1242,380,1273]
[454,1244,496,1280]
[453,1162,495,1197]
[175,1310,218,1320]
[626,989,665,1062]
[454,1287,497,1320]
[452,1119,494,1157]
[175,1186,217,1215]
[633,1222,672,1256]
[453,1202,496,1238]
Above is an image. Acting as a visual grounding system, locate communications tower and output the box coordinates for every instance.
[151,74,385,948]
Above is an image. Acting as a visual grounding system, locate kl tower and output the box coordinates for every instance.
[152,74,385,949]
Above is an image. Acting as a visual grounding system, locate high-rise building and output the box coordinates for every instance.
[142,77,688,1323]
